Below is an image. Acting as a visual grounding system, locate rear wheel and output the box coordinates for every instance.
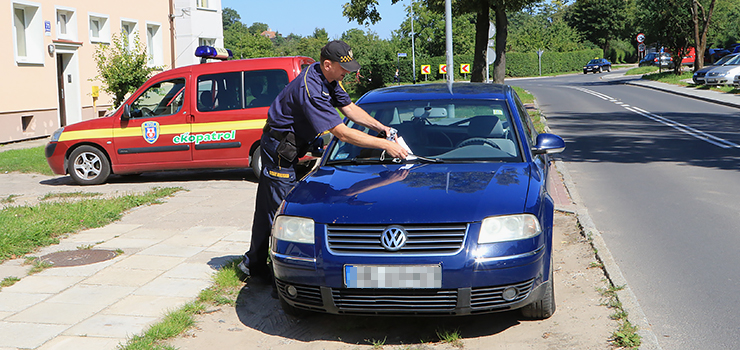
[67,145,110,185]
[251,145,262,179]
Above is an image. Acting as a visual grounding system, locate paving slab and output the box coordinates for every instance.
[36,335,124,350]
[62,314,159,338]
[103,295,193,317]
[0,322,69,349]
[0,292,54,313]
[5,302,103,325]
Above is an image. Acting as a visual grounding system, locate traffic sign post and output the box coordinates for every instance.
[439,64,447,80]
[421,65,430,81]
[460,64,470,80]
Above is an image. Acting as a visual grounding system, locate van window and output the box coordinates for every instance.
[244,70,289,108]
[130,78,185,118]
[197,72,243,112]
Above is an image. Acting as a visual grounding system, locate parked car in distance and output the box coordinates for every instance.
[639,52,674,69]
[706,48,731,64]
[733,74,740,87]
[583,58,612,74]
[271,83,565,320]
[705,54,740,86]
[45,47,316,185]
[692,53,738,85]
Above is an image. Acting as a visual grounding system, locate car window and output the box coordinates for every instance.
[244,70,289,108]
[588,59,600,64]
[327,100,522,162]
[130,78,185,118]
[197,72,242,112]
[513,92,537,146]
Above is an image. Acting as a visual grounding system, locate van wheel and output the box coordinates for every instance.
[251,146,262,179]
[68,145,110,185]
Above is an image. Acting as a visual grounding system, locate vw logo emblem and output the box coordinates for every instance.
[381,226,407,251]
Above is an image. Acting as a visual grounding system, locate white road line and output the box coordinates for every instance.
[567,86,739,149]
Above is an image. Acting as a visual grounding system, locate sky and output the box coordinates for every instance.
[221,0,409,40]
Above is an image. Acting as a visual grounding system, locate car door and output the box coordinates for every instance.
[114,76,191,165]
[190,69,290,163]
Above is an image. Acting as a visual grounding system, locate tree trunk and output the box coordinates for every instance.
[492,4,507,84]
[470,3,489,83]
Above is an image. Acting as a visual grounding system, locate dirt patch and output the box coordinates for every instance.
[168,212,617,349]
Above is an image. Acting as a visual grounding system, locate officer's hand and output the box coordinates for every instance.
[385,140,409,159]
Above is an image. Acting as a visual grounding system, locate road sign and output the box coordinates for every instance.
[439,64,447,74]
[421,65,431,75]
[397,53,407,57]
[460,64,470,74]
[638,43,646,52]
[636,33,645,43]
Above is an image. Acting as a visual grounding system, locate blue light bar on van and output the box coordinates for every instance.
[194,46,233,61]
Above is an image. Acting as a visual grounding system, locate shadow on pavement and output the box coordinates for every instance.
[38,168,258,187]
[233,281,522,346]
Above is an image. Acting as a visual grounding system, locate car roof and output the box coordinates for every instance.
[356,83,511,104]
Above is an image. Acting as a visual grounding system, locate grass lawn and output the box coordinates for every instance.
[0,146,54,176]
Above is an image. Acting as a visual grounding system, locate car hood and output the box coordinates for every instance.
[283,163,534,224]
[708,65,740,74]
[695,66,716,74]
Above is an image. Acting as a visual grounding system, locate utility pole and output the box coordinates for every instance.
[411,1,416,84]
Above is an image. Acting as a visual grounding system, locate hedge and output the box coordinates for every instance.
[342,49,604,96]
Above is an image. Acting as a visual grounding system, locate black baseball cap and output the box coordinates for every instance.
[321,40,361,72]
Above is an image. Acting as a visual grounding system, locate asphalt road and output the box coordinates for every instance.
[511,71,740,350]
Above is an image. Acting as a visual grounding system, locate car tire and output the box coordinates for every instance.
[606,66,611,72]
[595,67,601,74]
[521,259,556,320]
[67,145,111,185]
[583,71,587,74]
[251,145,262,179]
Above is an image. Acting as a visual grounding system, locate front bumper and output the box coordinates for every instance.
[45,142,68,175]
[275,276,548,316]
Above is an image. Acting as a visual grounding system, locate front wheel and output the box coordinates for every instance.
[521,259,556,320]
[67,145,111,185]
[250,145,262,179]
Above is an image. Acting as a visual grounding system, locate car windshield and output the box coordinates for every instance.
[588,59,601,64]
[723,54,740,65]
[326,100,522,164]
[713,54,736,65]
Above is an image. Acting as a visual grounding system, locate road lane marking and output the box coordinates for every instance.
[567,87,740,149]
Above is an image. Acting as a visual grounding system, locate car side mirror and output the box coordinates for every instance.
[122,105,131,119]
[531,133,565,155]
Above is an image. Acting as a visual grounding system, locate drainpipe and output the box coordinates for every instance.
[168,0,176,69]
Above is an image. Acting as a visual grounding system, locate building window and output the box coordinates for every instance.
[196,0,209,9]
[12,1,44,64]
[199,38,215,47]
[146,23,162,67]
[55,7,77,41]
[121,19,138,50]
[89,13,110,43]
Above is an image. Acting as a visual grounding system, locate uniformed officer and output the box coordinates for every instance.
[239,40,408,279]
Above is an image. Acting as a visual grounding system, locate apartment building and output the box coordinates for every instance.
[2,0,223,144]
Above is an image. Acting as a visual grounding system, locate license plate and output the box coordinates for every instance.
[344,265,442,289]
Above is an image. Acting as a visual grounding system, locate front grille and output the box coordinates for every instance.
[470,278,535,312]
[695,72,706,77]
[332,288,458,315]
[275,280,324,308]
[326,223,467,255]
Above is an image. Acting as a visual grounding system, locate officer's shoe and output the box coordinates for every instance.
[236,260,250,282]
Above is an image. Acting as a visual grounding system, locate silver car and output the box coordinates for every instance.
[705,54,740,86]
[692,53,738,85]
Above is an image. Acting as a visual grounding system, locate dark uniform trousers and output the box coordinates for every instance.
[245,131,298,274]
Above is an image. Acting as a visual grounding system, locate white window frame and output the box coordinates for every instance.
[11,1,44,65]
[198,37,215,47]
[55,6,77,41]
[120,18,138,51]
[88,12,110,44]
[196,0,209,9]
[146,22,163,67]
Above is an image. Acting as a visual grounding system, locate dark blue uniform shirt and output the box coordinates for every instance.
[267,62,351,145]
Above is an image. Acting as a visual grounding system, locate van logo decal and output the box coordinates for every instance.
[173,130,236,145]
[142,121,160,144]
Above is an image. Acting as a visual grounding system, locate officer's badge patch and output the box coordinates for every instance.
[142,121,160,144]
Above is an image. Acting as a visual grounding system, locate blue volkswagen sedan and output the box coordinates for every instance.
[270,83,565,319]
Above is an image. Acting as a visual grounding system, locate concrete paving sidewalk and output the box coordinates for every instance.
[0,171,257,350]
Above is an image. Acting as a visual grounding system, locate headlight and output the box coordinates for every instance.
[478,214,541,244]
[50,127,64,142]
[272,216,314,244]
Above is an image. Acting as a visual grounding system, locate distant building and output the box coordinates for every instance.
[261,28,276,39]
[1,0,223,144]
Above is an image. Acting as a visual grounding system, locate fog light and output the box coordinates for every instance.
[286,285,298,299]
[502,287,518,301]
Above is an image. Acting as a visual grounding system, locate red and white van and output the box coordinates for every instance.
[45,49,314,185]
